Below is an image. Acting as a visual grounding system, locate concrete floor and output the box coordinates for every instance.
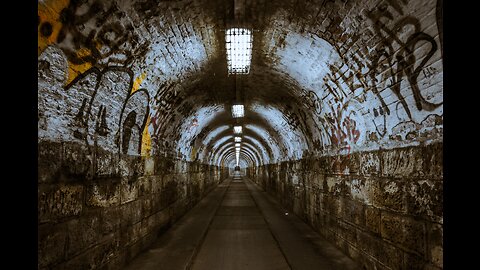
[123,174,360,270]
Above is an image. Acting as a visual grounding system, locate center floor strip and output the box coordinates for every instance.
[189,174,291,270]
[124,174,360,270]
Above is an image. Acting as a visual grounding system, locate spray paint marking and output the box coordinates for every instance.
[132,72,147,94]
[141,115,152,157]
[38,0,93,85]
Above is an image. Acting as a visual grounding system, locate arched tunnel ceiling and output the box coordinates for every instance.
[216,141,262,168]
[38,0,443,168]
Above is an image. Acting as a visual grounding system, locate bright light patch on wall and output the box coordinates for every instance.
[232,104,244,118]
[236,152,240,166]
[226,28,252,74]
[234,137,242,142]
[234,126,242,134]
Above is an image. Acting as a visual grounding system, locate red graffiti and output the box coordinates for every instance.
[326,105,361,147]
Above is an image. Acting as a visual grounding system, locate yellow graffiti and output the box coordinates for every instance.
[66,48,93,85]
[38,0,92,85]
[141,116,152,157]
[136,72,150,157]
[38,0,69,56]
[131,73,147,94]
[190,147,197,161]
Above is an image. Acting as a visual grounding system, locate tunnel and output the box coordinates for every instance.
[38,0,443,269]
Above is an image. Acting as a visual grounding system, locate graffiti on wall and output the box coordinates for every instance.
[300,90,323,115]
[302,0,443,153]
[38,0,150,84]
[38,47,150,155]
[325,106,360,148]
[150,82,177,138]
[365,1,442,117]
[148,82,194,156]
[37,0,157,156]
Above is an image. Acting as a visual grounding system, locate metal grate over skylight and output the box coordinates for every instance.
[234,126,242,134]
[226,28,252,74]
[234,137,242,142]
[232,104,244,118]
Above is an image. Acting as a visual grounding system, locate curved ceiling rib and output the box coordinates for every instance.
[206,132,269,165]
[225,153,250,169]
[217,142,261,168]
[249,102,309,159]
[223,151,254,169]
[211,135,265,164]
[223,150,253,166]
[214,141,260,168]
[241,137,270,165]
[237,140,264,166]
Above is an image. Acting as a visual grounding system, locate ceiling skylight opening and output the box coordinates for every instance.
[234,137,242,142]
[232,104,244,118]
[235,143,241,148]
[236,152,240,166]
[226,28,252,74]
[234,126,242,134]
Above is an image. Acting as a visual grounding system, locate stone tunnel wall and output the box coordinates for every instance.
[38,140,228,269]
[38,0,224,161]
[37,1,228,266]
[246,0,443,268]
[38,1,229,268]
[245,0,443,164]
[247,142,442,269]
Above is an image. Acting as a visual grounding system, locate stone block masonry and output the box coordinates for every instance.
[247,142,443,270]
[38,141,228,270]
